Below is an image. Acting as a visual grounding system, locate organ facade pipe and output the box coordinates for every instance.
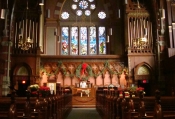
[39,5,44,52]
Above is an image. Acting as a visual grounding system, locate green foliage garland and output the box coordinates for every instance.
[40,60,128,80]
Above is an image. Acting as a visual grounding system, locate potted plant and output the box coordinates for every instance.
[29,84,39,97]
[39,86,50,97]
[128,86,138,97]
[137,87,145,99]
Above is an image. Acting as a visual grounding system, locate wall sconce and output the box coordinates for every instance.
[107,35,110,43]
[0,9,6,19]
[54,28,60,43]
[46,9,50,18]
[54,28,57,36]
[39,0,44,6]
[108,28,112,36]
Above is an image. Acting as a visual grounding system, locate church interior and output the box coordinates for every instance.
[0,0,175,119]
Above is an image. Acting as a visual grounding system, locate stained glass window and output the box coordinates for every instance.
[89,27,97,55]
[76,10,83,16]
[71,27,78,55]
[98,11,106,19]
[61,27,69,55]
[73,0,79,2]
[79,0,88,9]
[85,10,91,16]
[61,12,69,19]
[99,27,106,54]
[90,4,95,9]
[61,26,107,55]
[80,27,87,55]
[88,0,94,2]
[72,4,77,10]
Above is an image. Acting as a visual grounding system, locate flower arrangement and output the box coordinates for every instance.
[39,86,50,97]
[28,84,39,97]
[29,84,39,92]
[137,87,145,98]
[29,84,51,97]
[39,86,50,91]
[137,87,145,92]
[128,86,138,92]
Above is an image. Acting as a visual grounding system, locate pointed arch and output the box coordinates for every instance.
[134,62,153,80]
[12,63,32,76]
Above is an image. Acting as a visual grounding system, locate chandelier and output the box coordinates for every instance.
[18,0,33,50]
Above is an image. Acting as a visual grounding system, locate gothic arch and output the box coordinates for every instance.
[11,63,33,91]
[12,63,32,76]
[134,62,153,81]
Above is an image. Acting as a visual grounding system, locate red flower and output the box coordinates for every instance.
[39,86,50,91]
[137,87,144,91]
[81,63,88,75]
[31,91,38,95]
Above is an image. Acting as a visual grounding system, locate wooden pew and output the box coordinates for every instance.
[96,88,175,119]
[0,100,13,119]
[0,87,72,119]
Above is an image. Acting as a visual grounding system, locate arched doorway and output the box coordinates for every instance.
[134,63,153,96]
[13,64,32,97]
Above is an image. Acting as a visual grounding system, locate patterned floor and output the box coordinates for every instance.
[66,108,102,119]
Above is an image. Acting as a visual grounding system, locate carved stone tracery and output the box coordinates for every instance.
[40,60,127,82]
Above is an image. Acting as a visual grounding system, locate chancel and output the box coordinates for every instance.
[0,0,175,119]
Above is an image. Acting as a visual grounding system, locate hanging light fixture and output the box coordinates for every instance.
[54,28,60,43]
[18,0,33,50]
[39,0,44,6]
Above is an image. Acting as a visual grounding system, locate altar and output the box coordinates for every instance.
[71,86,96,107]
[74,88,91,97]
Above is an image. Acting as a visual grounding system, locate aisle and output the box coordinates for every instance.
[66,108,102,119]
